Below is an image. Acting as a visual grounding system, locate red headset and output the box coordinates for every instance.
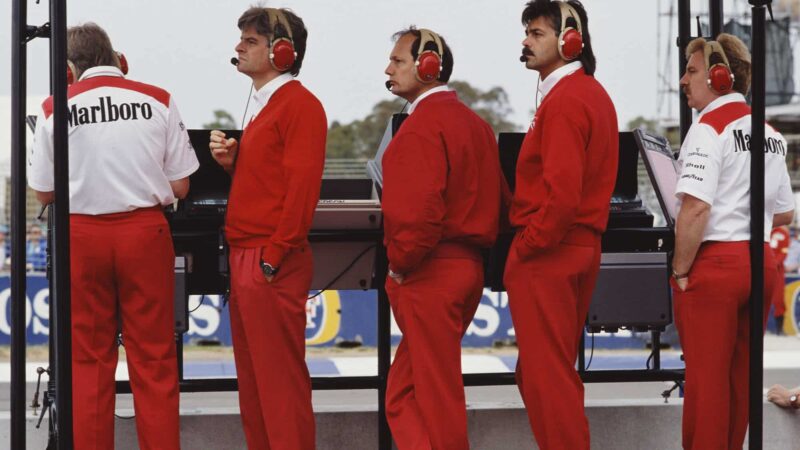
[67,51,128,85]
[415,29,444,83]
[266,8,297,72]
[557,2,583,61]
[704,40,734,94]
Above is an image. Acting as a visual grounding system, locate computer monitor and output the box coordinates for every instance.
[634,129,680,229]
[497,131,640,201]
[186,129,239,200]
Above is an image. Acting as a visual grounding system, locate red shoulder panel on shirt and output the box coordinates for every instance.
[42,76,170,119]
[699,102,751,135]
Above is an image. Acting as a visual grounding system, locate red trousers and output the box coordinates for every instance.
[70,207,179,450]
[228,245,315,450]
[504,229,601,450]
[673,241,775,450]
[385,244,484,450]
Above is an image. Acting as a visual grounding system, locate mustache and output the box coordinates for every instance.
[520,48,534,63]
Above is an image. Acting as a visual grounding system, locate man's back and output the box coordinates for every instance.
[383,90,501,254]
[30,66,197,215]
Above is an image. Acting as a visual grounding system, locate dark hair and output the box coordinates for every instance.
[392,27,454,83]
[67,23,119,76]
[521,0,596,76]
[238,7,308,76]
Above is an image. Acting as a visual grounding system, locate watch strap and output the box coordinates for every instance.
[260,260,279,276]
[672,270,689,280]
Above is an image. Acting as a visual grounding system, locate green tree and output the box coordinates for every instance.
[449,81,518,134]
[326,81,518,159]
[626,115,680,149]
[326,98,406,159]
[626,116,658,133]
[326,120,362,159]
[203,109,237,130]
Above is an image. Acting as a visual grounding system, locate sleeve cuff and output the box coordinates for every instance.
[166,160,200,181]
[675,188,714,206]
[28,180,54,193]
[261,243,288,268]
[516,225,551,260]
[515,239,542,260]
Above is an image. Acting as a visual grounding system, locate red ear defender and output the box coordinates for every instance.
[270,38,296,72]
[266,9,297,72]
[414,29,444,83]
[704,41,734,95]
[415,51,442,83]
[117,52,129,75]
[559,28,583,60]
[557,2,584,61]
[707,64,734,93]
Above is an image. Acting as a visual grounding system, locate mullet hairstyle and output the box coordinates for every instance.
[686,33,752,96]
[521,0,596,76]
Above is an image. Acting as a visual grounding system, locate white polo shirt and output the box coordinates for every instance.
[29,66,199,215]
[675,93,794,242]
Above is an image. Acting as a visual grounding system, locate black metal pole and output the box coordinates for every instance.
[709,0,724,36]
[652,331,662,370]
[10,0,28,448]
[50,0,73,447]
[748,3,767,448]
[678,0,692,142]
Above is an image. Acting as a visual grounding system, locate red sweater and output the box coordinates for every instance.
[225,81,327,267]
[509,70,618,257]
[382,91,502,274]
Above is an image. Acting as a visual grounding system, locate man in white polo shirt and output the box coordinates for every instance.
[672,33,794,450]
[28,23,198,450]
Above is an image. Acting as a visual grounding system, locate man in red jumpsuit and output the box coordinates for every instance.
[505,2,618,448]
[29,23,199,450]
[382,27,502,449]
[209,7,326,450]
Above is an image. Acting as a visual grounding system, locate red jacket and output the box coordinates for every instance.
[382,91,502,274]
[510,70,618,257]
[225,81,327,267]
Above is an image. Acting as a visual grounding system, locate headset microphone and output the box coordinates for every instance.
[230,57,239,66]
[520,55,527,62]
[385,81,393,91]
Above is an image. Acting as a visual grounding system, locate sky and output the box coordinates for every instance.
[0,0,790,171]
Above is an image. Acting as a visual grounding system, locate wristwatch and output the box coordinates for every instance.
[259,260,279,278]
[672,269,689,280]
[790,393,799,409]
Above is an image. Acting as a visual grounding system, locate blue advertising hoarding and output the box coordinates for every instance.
[2,274,797,347]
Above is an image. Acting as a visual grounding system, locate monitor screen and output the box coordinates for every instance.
[634,129,680,229]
